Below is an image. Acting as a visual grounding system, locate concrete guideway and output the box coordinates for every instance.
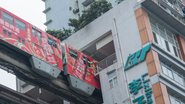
[0,84,49,104]
[0,40,102,104]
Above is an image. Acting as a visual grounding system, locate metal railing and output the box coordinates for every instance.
[157,0,185,24]
[96,53,117,72]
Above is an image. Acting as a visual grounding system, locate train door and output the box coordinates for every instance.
[41,34,63,70]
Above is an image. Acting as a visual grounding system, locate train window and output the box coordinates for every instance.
[3,29,7,34]
[2,12,13,24]
[83,57,91,67]
[69,49,78,59]
[32,28,41,40]
[15,19,26,31]
[8,32,12,37]
[48,37,57,48]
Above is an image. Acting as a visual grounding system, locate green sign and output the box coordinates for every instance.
[124,44,151,71]
[128,73,153,104]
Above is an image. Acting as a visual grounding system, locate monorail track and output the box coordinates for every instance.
[0,40,102,104]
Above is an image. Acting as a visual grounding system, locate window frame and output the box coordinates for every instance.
[15,19,26,31]
[150,18,181,58]
[48,37,57,48]
[2,11,14,25]
[32,27,41,40]
[107,70,118,89]
[69,48,78,59]
[161,62,185,86]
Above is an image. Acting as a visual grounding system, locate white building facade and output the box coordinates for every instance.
[42,0,121,30]
[64,0,185,104]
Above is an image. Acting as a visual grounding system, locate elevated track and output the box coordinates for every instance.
[0,40,102,104]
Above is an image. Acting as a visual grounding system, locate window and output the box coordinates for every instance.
[107,70,118,89]
[161,65,173,79]
[173,72,184,85]
[69,48,78,59]
[161,62,185,86]
[48,37,57,48]
[15,19,26,31]
[2,12,13,24]
[32,27,41,40]
[83,57,91,67]
[150,18,181,58]
[169,95,185,104]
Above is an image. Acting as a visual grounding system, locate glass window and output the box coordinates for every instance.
[153,32,158,43]
[2,12,13,24]
[170,96,176,104]
[69,48,78,59]
[150,17,181,58]
[165,40,170,52]
[83,57,91,67]
[161,62,185,86]
[107,70,118,89]
[48,37,57,48]
[32,28,41,40]
[162,65,168,75]
[167,68,173,79]
[15,19,26,31]
[169,95,185,104]
[174,72,184,85]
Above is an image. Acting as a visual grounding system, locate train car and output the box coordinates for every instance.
[0,7,63,78]
[0,7,100,96]
[62,44,100,95]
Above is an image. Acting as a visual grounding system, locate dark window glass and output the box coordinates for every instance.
[15,19,26,31]
[3,29,7,34]
[173,46,178,57]
[8,32,12,37]
[69,49,78,59]
[32,27,41,40]
[153,32,158,43]
[165,40,170,52]
[83,57,91,67]
[48,38,57,48]
[2,12,13,24]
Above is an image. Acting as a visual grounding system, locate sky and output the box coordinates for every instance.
[0,0,46,90]
[0,0,46,30]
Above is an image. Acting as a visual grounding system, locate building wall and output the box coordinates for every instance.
[42,0,185,104]
[64,0,185,103]
[44,0,75,30]
[64,0,150,103]
[43,0,121,30]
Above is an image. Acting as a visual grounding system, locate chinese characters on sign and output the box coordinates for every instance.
[128,73,153,104]
[124,44,151,71]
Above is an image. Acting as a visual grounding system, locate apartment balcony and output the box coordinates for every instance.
[96,53,117,73]
[141,0,185,36]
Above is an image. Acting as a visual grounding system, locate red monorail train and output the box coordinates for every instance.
[0,7,100,96]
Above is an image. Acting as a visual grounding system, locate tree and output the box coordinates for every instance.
[68,0,112,32]
[48,0,112,40]
[46,28,72,41]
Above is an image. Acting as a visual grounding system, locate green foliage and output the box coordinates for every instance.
[116,0,124,4]
[46,28,72,41]
[47,0,112,41]
[68,0,112,32]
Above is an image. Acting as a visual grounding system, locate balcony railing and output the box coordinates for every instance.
[157,0,185,24]
[142,0,185,36]
[96,53,117,73]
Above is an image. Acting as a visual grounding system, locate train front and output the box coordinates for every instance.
[61,43,100,96]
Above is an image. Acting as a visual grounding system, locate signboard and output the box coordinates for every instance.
[124,44,151,71]
[128,73,153,104]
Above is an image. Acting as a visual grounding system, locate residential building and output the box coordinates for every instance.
[18,0,185,103]
[42,0,121,30]
[62,0,185,103]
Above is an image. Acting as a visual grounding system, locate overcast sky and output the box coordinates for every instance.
[0,0,46,30]
[0,0,46,90]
